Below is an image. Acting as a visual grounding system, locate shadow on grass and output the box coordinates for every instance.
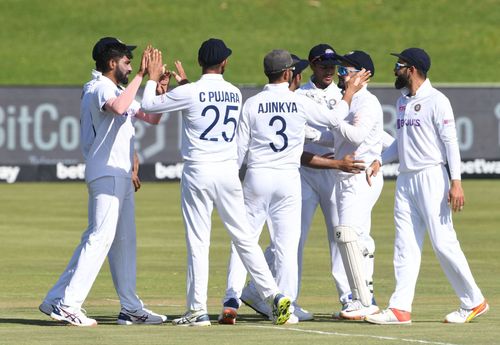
[0,315,118,327]
[0,318,68,326]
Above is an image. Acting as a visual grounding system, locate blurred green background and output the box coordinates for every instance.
[0,0,499,86]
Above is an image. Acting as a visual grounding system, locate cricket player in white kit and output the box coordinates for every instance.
[329,51,385,320]
[365,48,488,325]
[140,39,292,326]
[295,45,351,317]
[39,38,167,326]
[221,49,370,324]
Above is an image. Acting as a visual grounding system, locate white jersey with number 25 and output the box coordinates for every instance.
[142,74,242,162]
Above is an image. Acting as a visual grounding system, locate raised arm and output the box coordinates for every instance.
[105,46,152,115]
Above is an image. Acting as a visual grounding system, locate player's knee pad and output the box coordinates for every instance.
[334,225,371,307]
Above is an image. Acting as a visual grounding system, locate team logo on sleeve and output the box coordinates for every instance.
[414,104,421,112]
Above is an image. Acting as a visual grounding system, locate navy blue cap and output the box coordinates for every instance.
[308,44,339,66]
[391,48,431,73]
[291,54,309,76]
[198,38,232,67]
[92,37,136,61]
[337,50,375,77]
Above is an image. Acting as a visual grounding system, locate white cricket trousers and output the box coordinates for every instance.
[299,167,350,303]
[334,171,383,293]
[181,161,279,311]
[388,165,484,311]
[44,176,143,310]
[224,167,301,303]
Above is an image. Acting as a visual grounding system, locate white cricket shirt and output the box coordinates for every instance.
[80,70,139,183]
[237,82,349,170]
[332,86,383,174]
[382,79,461,180]
[296,78,342,156]
[141,74,242,162]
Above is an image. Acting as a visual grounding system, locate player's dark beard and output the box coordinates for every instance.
[395,72,409,89]
[115,69,129,85]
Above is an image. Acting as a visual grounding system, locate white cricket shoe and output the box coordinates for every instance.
[292,303,313,321]
[364,308,411,325]
[340,300,379,320]
[240,283,272,318]
[172,310,211,326]
[49,304,97,327]
[286,313,299,324]
[117,307,167,325]
[444,300,489,323]
[332,301,349,320]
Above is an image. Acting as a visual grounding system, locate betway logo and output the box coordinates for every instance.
[462,159,500,175]
[155,162,183,179]
[377,160,500,177]
[0,166,20,183]
[57,162,85,180]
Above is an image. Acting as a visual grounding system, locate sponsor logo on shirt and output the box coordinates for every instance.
[414,104,421,112]
[397,118,421,129]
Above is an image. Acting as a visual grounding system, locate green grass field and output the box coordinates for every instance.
[1,0,499,86]
[0,180,498,345]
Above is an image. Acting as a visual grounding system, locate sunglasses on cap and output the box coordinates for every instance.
[311,52,337,63]
[337,66,361,77]
[395,62,411,70]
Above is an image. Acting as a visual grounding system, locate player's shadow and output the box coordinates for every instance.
[0,318,66,326]
[0,315,117,326]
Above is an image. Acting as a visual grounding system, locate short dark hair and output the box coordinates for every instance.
[266,70,286,83]
[95,43,133,73]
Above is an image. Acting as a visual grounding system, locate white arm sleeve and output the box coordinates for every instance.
[436,96,461,180]
[141,80,192,113]
[236,101,252,168]
[382,131,396,150]
[381,140,399,165]
[331,100,376,146]
[299,95,349,128]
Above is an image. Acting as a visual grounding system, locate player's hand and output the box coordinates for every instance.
[448,179,465,212]
[338,153,365,174]
[138,45,152,78]
[156,70,171,95]
[366,159,381,186]
[132,152,141,192]
[147,48,164,82]
[171,60,189,85]
[344,68,371,94]
[132,172,141,192]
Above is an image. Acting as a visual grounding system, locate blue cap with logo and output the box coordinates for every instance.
[291,54,309,77]
[198,38,232,67]
[337,50,375,77]
[92,37,136,61]
[308,44,339,66]
[391,48,431,73]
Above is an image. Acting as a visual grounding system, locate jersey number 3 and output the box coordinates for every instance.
[200,105,238,142]
[269,115,288,152]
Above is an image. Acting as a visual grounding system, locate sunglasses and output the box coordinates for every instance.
[311,52,337,63]
[337,65,360,77]
[395,62,411,70]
